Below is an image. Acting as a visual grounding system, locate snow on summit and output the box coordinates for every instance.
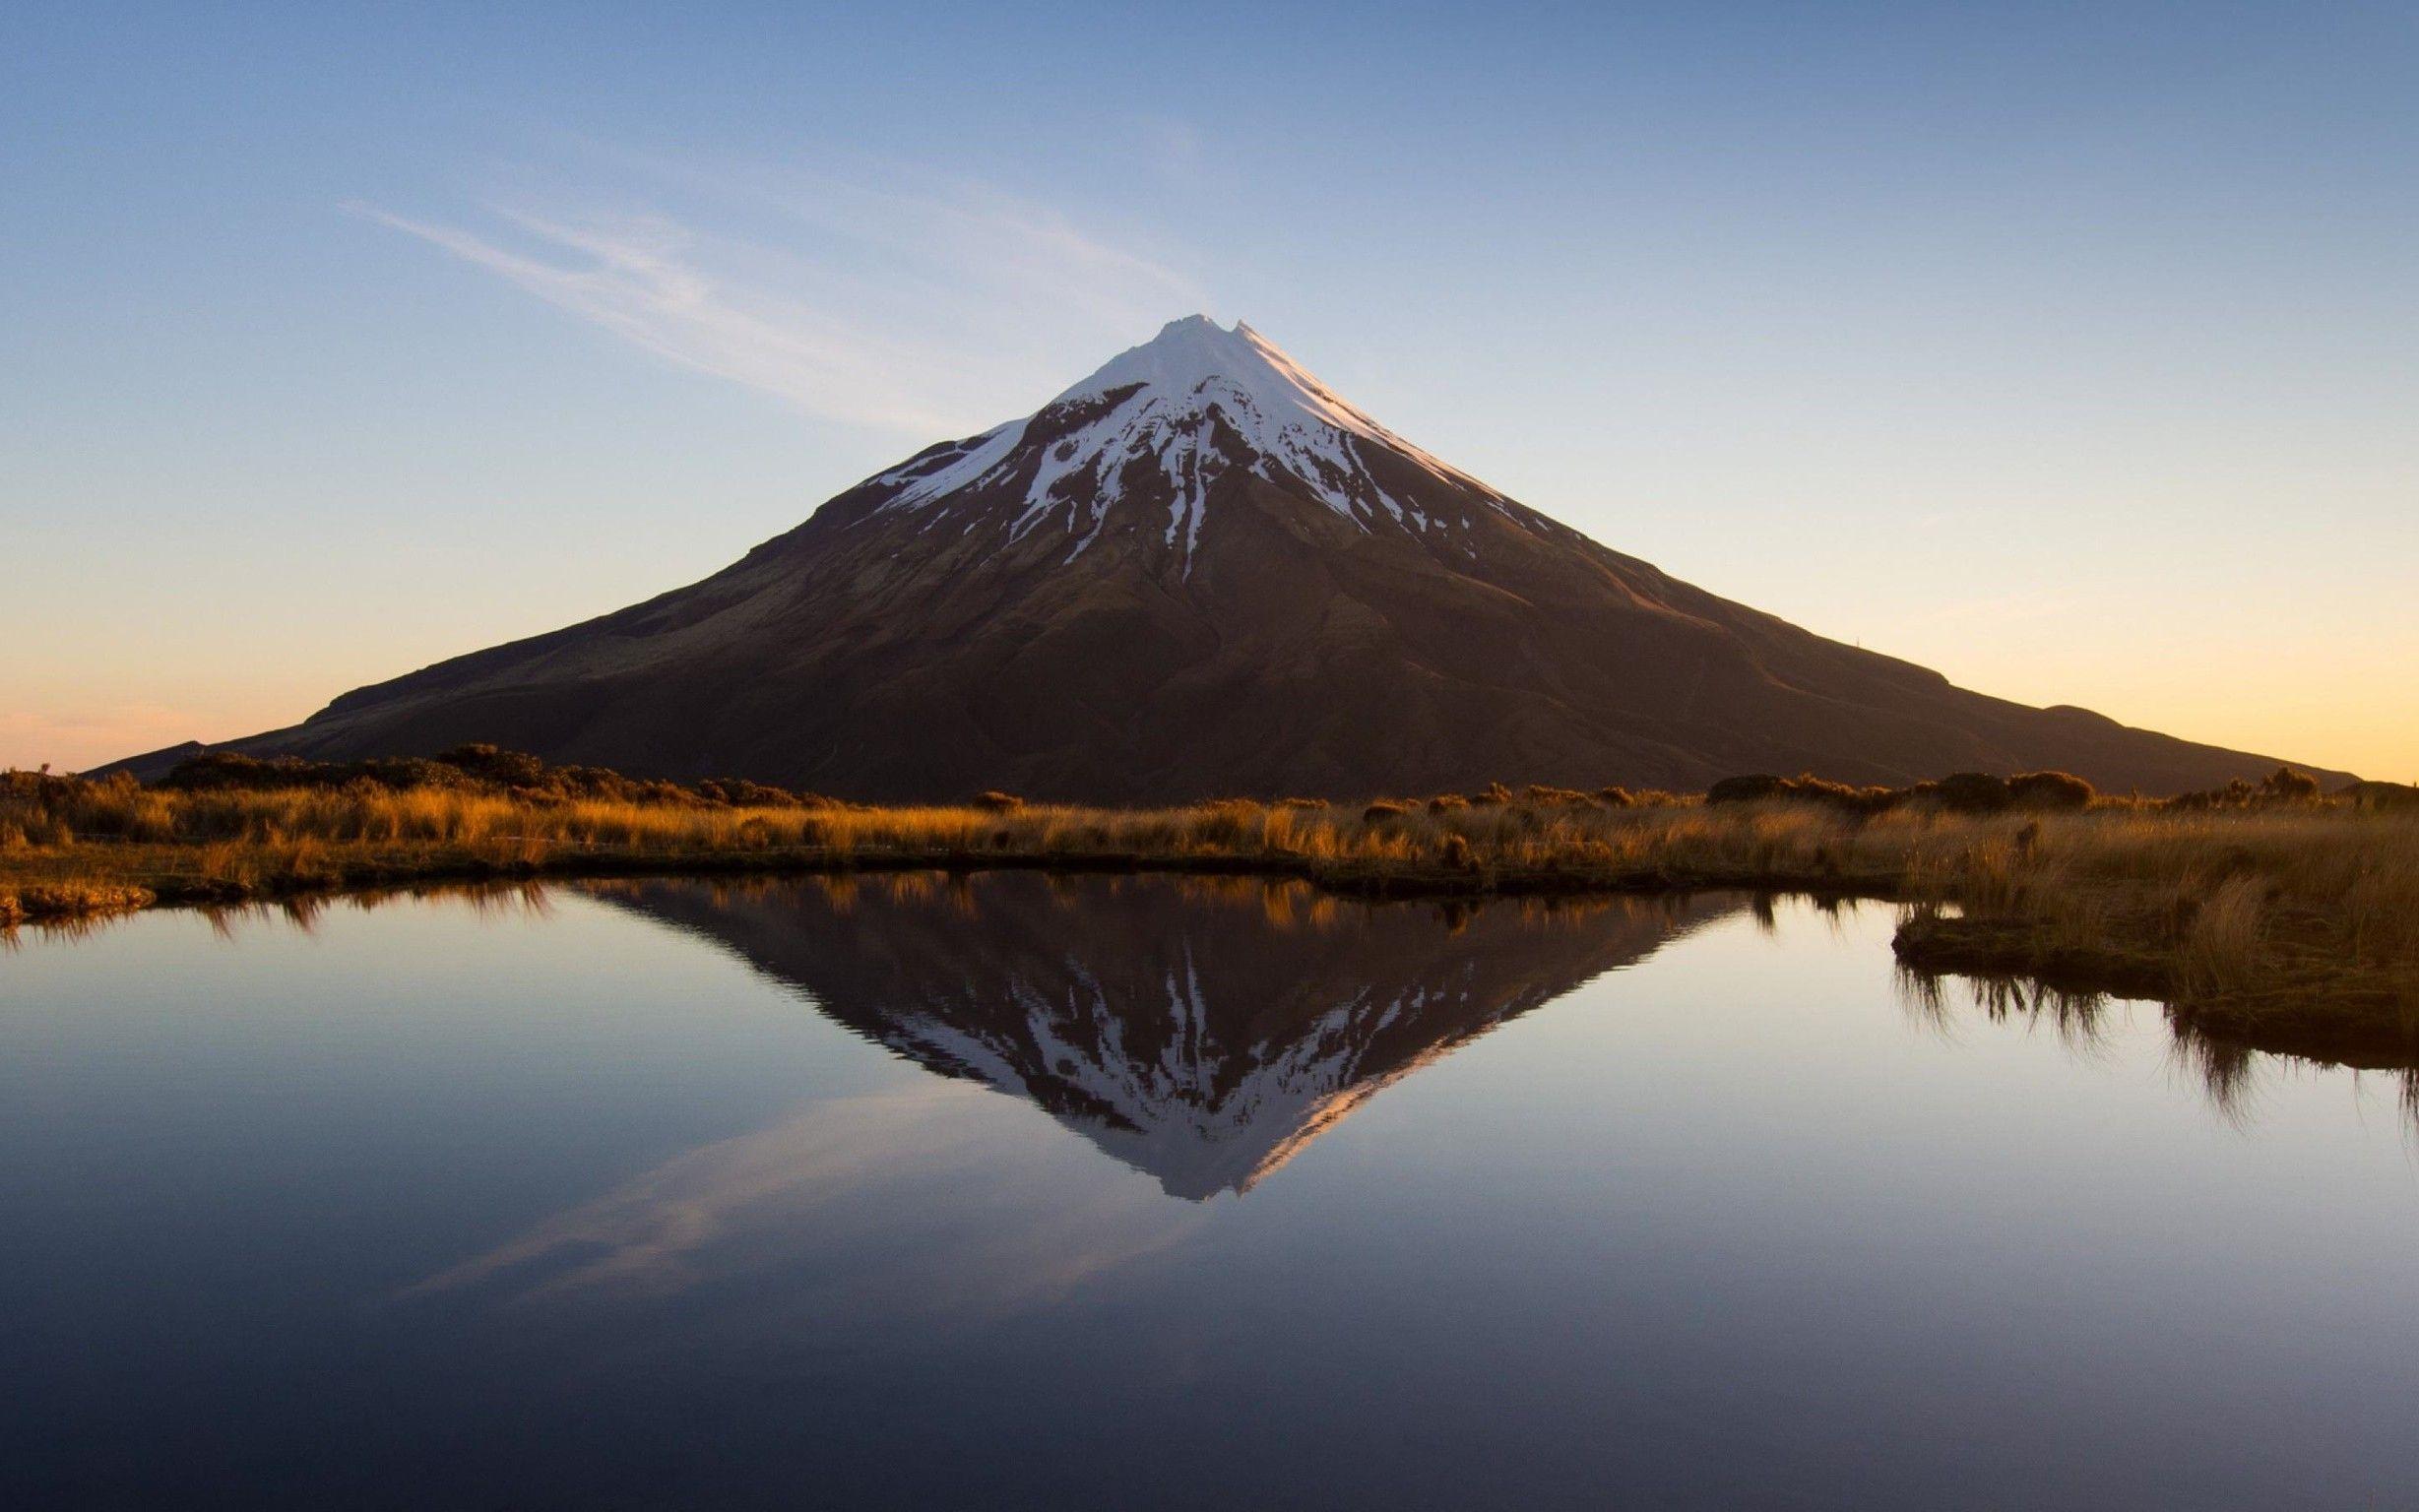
[865,315,1504,564]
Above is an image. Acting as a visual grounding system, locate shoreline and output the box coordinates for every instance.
[0,837,1912,918]
[8,825,2414,1075]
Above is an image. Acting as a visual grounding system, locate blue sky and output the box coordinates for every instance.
[5,1,2415,776]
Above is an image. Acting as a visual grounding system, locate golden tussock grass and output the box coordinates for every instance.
[5,771,2415,1050]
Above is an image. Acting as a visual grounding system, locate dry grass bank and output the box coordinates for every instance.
[5,768,2415,1058]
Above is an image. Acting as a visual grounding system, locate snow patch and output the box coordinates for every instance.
[862,316,1505,567]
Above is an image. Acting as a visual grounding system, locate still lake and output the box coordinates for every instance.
[4,874,2415,1509]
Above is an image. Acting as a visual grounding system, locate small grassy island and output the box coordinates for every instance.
[6,746,2414,1066]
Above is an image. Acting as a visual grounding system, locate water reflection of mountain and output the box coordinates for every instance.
[588,874,1743,1201]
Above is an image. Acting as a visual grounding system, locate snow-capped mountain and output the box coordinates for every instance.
[211,315,2337,799]
[866,315,1507,568]
[597,874,1744,1201]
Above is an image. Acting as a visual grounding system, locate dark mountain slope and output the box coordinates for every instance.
[218,317,2344,798]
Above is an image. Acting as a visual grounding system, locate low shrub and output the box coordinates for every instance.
[697,777,808,808]
[2007,771,2095,810]
[1783,775,1897,815]
[1932,772,2014,814]
[2165,767,2328,812]
[2260,766,2322,803]
[1523,784,1593,806]
[1706,775,1788,806]
[1705,773,1878,812]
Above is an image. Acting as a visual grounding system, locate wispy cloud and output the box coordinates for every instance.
[397,1084,1199,1318]
[350,162,1209,436]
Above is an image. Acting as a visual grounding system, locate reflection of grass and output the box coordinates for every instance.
[0,881,158,925]
[4,772,2415,1056]
[1887,805,2419,1061]
[1892,965,2419,1127]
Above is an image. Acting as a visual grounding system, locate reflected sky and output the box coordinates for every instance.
[401,1082,1205,1319]
[4,878,2417,1509]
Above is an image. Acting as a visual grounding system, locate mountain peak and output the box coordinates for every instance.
[862,315,1499,565]
[1152,311,1224,337]
[1050,315,1381,441]
[1058,313,1268,396]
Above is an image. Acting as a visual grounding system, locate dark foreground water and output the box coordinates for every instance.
[3,876,2415,1510]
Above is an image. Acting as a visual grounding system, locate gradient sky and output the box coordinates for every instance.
[6,2,2414,779]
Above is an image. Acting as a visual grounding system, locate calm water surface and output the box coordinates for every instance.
[3,875,2415,1509]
